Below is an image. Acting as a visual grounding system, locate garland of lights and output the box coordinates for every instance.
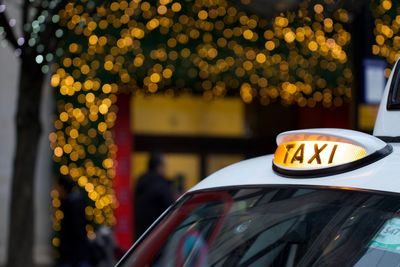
[372,0,400,72]
[53,0,353,106]
[49,0,355,248]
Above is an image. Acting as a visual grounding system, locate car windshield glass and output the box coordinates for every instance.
[118,187,400,267]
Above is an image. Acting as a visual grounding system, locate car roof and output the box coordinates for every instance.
[189,143,400,194]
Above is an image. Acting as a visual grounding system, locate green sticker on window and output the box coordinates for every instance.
[370,217,400,252]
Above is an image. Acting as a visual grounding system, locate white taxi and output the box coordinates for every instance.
[116,59,400,267]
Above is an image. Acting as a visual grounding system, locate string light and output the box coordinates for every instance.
[48,0,358,240]
[371,0,400,76]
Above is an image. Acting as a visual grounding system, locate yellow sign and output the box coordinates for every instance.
[132,95,245,137]
[273,141,367,169]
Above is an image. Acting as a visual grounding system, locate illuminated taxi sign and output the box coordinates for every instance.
[272,129,391,177]
[273,141,367,169]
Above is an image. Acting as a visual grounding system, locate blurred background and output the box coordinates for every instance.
[0,0,398,266]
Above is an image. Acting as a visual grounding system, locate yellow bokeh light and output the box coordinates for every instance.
[69,129,79,139]
[85,183,94,193]
[157,5,167,15]
[382,0,392,10]
[171,2,181,12]
[141,2,150,11]
[69,43,79,53]
[243,29,254,40]
[78,176,88,187]
[51,75,60,87]
[64,76,74,86]
[54,147,63,157]
[163,69,173,78]
[99,104,109,114]
[198,10,208,20]
[148,83,158,93]
[98,122,107,132]
[52,237,60,247]
[59,112,69,122]
[89,191,99,201]
[60,165,69,175]
[86,93,95,103]
[81,65,90,74]
[104,61,113,71]
[84,80,94,90]
[147,19,160,30]
[133,57,144,67]
[88,35,98,45]
[63,144,72,154]
[308,41,318,51]
[102,159,114,169]
[243,60,253,71]
[150,73,161,83]
[265,40,275,51]
[284,31,296,43]
[102,84,112,93]
[314,4,324,14]
[376,35,385,45]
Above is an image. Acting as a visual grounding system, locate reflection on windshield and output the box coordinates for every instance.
[119,187,400,267]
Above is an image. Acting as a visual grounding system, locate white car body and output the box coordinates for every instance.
[190,143,400,194]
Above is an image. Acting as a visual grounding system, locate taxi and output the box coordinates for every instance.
[117,59,400,267]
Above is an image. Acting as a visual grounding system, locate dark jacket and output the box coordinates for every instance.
[59,190,92,265]
[134,172,174,238]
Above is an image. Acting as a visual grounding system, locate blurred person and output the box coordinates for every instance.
[56,175,93,267]
[134,152,175,239]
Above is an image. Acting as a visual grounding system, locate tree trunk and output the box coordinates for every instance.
[6,55,44,267]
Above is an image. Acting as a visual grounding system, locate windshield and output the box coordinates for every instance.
[118,187,400,267]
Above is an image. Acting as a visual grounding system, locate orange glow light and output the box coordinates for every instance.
[273,141,367,169]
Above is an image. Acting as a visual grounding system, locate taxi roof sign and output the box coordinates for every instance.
[273,129,392,177]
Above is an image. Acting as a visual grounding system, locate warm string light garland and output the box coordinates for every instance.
[372,0,400,75]
[53,0,353,107]
[48,0,355,246]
